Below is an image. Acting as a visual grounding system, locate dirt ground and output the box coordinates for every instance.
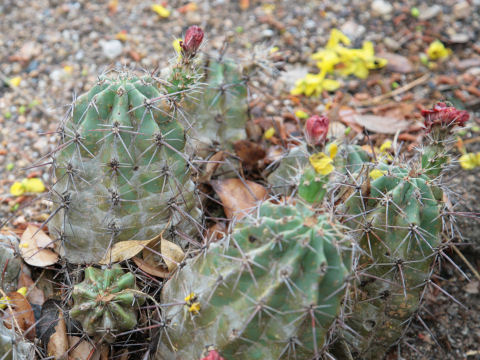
[0,0,479,359]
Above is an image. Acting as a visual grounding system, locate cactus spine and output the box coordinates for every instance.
[335,103,469,358]
[48,37,204,263]
[157,200,350,359]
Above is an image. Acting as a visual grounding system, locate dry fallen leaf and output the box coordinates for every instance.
[233,140,266,169]
[2,291,36,340]
[20,225,58,267]
[353,114,410,134]
[99,233,161,265]
[47,311,68,359]
[161,239,185,272]
[211,179,267,220]
[18,267,45,306]
[133,256,170,278]
[198,151,225,183]
[68,336,101,360]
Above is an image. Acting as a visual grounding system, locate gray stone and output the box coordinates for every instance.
[384,37,401,51]
[371,0,393,16]
[418,5,442,20]
[457,58,480,70]
[99,39,123,60]
[340,20,366,40]
[453,1,470,19]
[449,33,470,43]
[379,52,414,73]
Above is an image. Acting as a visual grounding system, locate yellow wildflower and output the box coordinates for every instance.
[326,29,351,49]
[184,293,196,303]
[151,4,171,18]
[380,140,392,152]
[309,142,338,175]
[9,76,22,87]
[63,65,73,74]
[188,302,201,314]
[290,72,340,97]
[10,178,45,196]
[264,127,275,140]
[309,153,334,175]
[295,110,309,119]
[369,169,387,180]
[459,153,480,170]
[427,40,451,60]
[0,287,27,310]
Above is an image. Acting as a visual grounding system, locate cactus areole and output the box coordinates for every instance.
[48,66,202,263]
[157,201,350,359]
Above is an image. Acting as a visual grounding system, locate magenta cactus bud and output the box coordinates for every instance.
[200,350,224,360]
[422,102,469,132]
[304,115,330,145]
[181,25,204,57]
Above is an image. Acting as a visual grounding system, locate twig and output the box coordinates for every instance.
[359,73,431,106]
[451,244,480,281]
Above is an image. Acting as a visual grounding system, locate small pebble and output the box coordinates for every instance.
[100,40,123,60]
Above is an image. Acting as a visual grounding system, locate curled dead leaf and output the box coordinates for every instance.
[47,311,68,359]
[161,239,185,272]
[99,233,161,265]
[211,179,267,220]
[20,225,58,267]
[353,114,410,134]
[68,336,100,360]
[2,291,36,340]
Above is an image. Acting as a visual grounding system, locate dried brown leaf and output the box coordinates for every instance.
[132,256,170,278]
[2,292,36,340]
[211,179,267,220]
[99,233,161,265]
[20,225,58,267]
[353,114,410,134]
[161,239,185,272]
[47,311,68,359]
[68,336,100,360]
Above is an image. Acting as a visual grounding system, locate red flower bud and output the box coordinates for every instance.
[181,25,204,58]
[304,115,330,145]
[421,102,469,132]
[200,350,224,360]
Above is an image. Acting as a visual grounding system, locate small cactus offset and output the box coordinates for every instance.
[156,200,350,359]
[185,55,250,155]
[69,265,145,343]
[48,28,205,263]
[334,103,469,358]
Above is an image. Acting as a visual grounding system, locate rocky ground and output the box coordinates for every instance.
[0,0,479,359]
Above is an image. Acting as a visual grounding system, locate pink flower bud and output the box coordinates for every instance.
[200,350,224,360]
[181,25,204,57]
[304,115,330,145]
[421,102,469,132]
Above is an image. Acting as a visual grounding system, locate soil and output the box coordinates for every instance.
[0,0,479,359]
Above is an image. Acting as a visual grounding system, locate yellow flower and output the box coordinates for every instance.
[63,65,73,74]
[312,48,340,73]
[326,29,351,49]
[290,72,340,97]
[427,40,451,60]
[9,76,22,87]
[459,153,480,170]
[10,182,25,196]
[184,293,196,302]
[369,169,387,180]
[10,178,45,196]
[151,4,170,18]
[264,127,275,140]
[188,302,201,314]
[295,110,309,119]
[309,143,338,175]
[380,140,392,152]
[23,178,45,193]
[0,287,27,310]
[309,153,334,175]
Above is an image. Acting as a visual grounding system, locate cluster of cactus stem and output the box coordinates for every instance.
[37,23,468,359]
[157,199,350,359]
[69,265,145,343]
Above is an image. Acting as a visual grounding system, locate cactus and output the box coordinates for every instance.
[156,200,350,359]
[334,103,469,358]
[0,322,35,360]
[47,30,205,263]
[0,234,22,293]
[185,55,249,156]
[69,265,145,343]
